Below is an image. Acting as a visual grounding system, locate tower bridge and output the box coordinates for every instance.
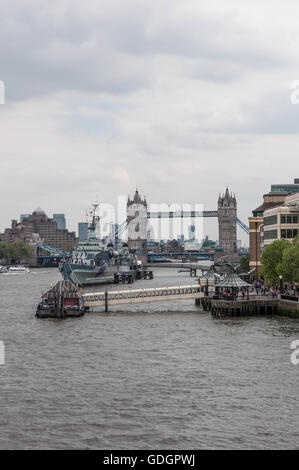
[124,188,248,258]
[35,188,248,265]
[147,210,218,218]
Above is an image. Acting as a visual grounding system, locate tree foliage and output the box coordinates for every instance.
[239,254,249,272]
[278,237,299,283]
[0,242,9,262]
[0,241,31,263]
[260,238,290,283]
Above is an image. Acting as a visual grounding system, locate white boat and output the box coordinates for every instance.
[7,266,30,273]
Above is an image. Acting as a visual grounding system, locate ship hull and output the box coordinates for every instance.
[59,262,118,286]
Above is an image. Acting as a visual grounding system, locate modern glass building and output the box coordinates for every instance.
[53,214,66,230]
[20,214,30,223]
[78,222,88,241]
[271,178,299,194]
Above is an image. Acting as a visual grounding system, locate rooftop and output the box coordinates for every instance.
[215,272,252,288]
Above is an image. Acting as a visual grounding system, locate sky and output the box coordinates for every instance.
[1,0,299,244]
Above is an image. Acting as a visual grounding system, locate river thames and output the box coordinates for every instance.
[0,267,299,449]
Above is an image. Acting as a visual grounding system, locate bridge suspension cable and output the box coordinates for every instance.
[36,242,71,257]
[234,218,249,234]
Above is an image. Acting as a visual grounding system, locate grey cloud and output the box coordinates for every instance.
[0,0,289,102]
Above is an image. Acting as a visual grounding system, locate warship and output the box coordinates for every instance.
[59,203,139,286]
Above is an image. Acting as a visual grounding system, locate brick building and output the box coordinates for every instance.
[249,192,290,277]
[3,208,77,253]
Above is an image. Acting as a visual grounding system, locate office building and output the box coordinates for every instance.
[78,222,88,241]
[53,214,66,230]
[188,225,195,241]
[20,214,30,223]
[271,178,299,194]
[4,208,77,252]
[262,192,299,246]
[248,179,299,276]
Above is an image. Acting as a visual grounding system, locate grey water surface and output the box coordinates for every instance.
[0,267,299,449]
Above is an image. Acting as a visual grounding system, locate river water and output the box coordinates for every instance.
[0,267,299,449]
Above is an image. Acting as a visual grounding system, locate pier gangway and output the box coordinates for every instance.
[82,284,204,310]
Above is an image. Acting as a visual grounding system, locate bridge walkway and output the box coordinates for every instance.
[82,284,204,310]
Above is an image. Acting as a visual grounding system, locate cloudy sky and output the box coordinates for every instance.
[1,0,299,243]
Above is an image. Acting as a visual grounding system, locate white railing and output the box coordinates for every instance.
[82,284,202,305]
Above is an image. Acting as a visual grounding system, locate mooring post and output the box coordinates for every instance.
[105,291,108,312]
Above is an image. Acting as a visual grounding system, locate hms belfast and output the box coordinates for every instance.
[59,203,138,286]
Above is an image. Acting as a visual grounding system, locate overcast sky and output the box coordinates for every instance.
[1,0,299,243]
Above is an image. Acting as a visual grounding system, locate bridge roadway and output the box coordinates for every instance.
[147,210,218,218]
[82,284,204,309]
[146,262,210,269]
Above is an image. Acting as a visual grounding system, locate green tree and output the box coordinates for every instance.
[279,237,299,283]
[260,238,290,283]
[0,242,9,262]
[239,254,249,272]
[8,241,31,263]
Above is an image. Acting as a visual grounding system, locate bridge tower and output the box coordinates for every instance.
[127,188,147,261]
[218,188,237,253]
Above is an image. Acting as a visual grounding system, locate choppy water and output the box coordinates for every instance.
[0,267,299,449]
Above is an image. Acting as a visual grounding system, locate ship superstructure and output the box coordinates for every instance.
[59,203,138,286]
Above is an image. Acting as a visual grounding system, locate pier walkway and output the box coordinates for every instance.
[82,284,204,311]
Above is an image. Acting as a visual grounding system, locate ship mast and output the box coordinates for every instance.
[87,203,100,239]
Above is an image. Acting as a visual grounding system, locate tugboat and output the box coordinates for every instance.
[36,280,87,318]
[59,203,140,286]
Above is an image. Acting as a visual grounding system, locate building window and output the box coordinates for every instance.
[264,229,278,240]
[281,229,298,239]
[264,215,277,226]
[281,214,298,224]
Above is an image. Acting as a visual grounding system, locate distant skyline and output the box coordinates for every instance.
[1,1,299,244]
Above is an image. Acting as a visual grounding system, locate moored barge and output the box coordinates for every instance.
[36,280,87,318]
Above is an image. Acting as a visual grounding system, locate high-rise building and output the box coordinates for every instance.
[147,225,154,242]
[188,225,195,241]
[20,214,30,223]
[218,188,237,253]
[78,222,88,241]
[10,208,77,251]
[53,214,66,230]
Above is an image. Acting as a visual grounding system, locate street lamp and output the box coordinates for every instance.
[279,275,283,294]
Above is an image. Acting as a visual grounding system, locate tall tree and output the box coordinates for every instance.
[9,241,31,262]
[260,238,290,283]
[0,242,9,262]
[239,254,249,272]
[279,237,299,283]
